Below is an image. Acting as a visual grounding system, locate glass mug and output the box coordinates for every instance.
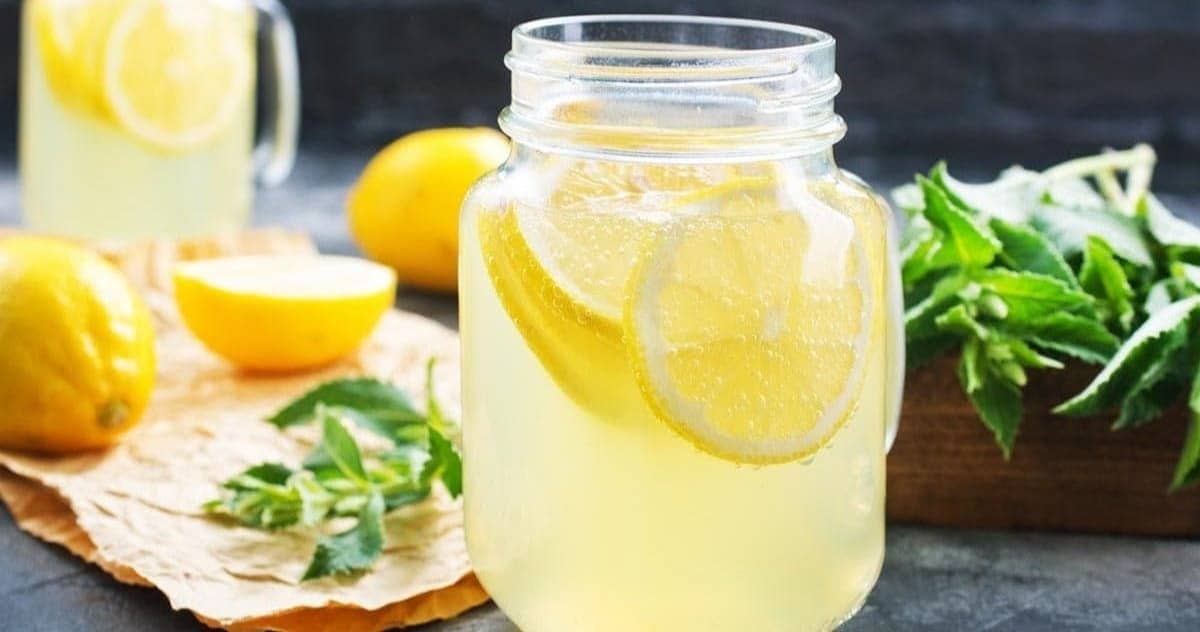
[460,15,903,632]
[19,0,299,240]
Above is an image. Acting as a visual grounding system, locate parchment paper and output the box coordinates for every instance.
[0,230,489,630]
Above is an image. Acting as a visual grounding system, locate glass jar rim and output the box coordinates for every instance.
[501,14,846,162]
[511,14,835,71]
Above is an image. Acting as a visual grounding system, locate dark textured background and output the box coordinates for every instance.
[0,0,1198,190]
[2,2,1200,630]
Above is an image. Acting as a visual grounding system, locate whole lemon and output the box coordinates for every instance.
[347,127,510,292]
[0,237,156,453]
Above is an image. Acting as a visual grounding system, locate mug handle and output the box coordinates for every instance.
[252,0,300,187]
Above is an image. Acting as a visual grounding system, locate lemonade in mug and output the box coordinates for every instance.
[20,0,298,240]
[461,16,902,631]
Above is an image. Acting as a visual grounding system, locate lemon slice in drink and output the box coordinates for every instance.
[31,0,126,113]
[625,205,872,465]
[527,161,754,320]
[103,0,252,151]
[478,162,753,413]
[478,207,634,415]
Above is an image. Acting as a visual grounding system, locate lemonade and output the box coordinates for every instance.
[460,16,899,631]
[20,0,258,239]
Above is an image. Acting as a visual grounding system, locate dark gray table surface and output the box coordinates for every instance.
[2,149,1200,631]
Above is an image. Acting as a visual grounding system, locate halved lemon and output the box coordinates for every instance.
[103,0,252,151]
[624,203,873,465]
[174,256,396,371]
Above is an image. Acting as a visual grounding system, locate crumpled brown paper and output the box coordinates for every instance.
[0,230,489,630]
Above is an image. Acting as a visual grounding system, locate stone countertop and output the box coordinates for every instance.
[2,149,1200,631]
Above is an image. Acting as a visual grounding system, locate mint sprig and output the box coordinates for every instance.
[898,145,1200,487]
[205,359,463,579]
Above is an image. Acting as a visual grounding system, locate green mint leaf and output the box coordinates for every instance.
[201,499,225,513]
[222,462,294,490]
[319,410,368,485]
[423,358,457,438]
[301,491,385,581]
[901,235,939,289]
[1079,236,1136,333]
[335,406,428,445]
[904,273,969,370]
[905,274,969,339]
[1055,296,1200,417]
[1172,413,1200,491]
[919,175,1001,269]
[1170,371,1200,491]
[423,429,463,498]
[1002,337,1064,370]
[1145,279,1180,315]
[934,304,989,340]
[900,215,941,288]
[959,338,985,392]
[1143,194,1200,250]
[374,446,434,509]
[1030,203,1153,268]
[382,488,432,510]
[931,162,1042,223]
[268,378,423,431]
[988,217,1078,287]
[207,464,304,529]
[974,269,1095,324]
[301,444,338,478]
[293,473,337,526]
[1115,359,1190,430]
[958,339,1022,457]
[1000,312,1119,365]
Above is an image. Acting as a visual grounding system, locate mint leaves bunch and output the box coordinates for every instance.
[204,361,463,580]
[897,145,1200,489]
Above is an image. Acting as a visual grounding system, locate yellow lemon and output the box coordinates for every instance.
[0,236,156,454]
[174,255,396,371]
[348,128,510,293]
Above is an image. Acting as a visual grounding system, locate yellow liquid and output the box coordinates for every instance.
[19,1,254,240]
[461,166,889,631]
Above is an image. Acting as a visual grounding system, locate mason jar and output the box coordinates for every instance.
[460,15,902,631]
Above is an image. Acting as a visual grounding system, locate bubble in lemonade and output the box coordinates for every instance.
[461,156,890,631]
[20,0,255,239]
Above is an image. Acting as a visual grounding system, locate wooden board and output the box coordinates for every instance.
[888,356,1200,536]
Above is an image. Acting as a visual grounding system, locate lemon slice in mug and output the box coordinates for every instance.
[624,205,872,465]
[31,0,127,114]
[103,0,252,151]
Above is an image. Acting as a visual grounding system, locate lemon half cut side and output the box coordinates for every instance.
[174,255,396,371]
